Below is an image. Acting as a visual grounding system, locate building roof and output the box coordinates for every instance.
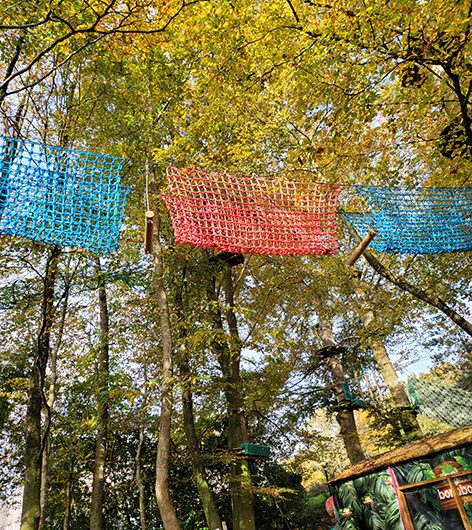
[332,425,472,483]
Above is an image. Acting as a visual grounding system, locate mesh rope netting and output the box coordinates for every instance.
[407,377,472,428]
[345,186,472,254]
[163,167,343,255]
[0,136,130,254]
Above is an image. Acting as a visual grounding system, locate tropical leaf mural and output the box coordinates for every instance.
[384,502,403,530]
[393,447,472,487]
[333,470,403,530]
[412,513,443,530]
[465,501,472,523]
[332,444,472,529]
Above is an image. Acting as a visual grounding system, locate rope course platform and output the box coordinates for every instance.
[163,167,343,256]
[0,136,130,254]
[345,186,472,254]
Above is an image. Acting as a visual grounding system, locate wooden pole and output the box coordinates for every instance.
[144,210,154,254]
[346,229,377,267]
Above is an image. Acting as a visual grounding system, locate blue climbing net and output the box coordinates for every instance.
[0,136,129,254]
[345,186,472,254]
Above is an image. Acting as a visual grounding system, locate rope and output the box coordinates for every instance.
[145,156,150,211]
[163,166,343,256]
[344,186,472,254]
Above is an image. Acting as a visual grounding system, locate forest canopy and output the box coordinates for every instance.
[0,0,471,529]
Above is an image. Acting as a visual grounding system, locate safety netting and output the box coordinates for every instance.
[345,186,472,254]
[408,377,472,428]
[0,136,130,254]
[163,167,343,255]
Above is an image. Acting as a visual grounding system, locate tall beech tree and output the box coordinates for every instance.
[173,261,223,530]
[151,213,180,530]
[316,312,366,465]
[89,258,111,530]
[205,259,257,530]
[20,246,61,530]
[39,255,75,530]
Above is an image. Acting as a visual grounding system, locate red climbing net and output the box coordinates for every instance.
[163,167,343,256]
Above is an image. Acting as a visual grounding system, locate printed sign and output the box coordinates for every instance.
[433,461,472,511]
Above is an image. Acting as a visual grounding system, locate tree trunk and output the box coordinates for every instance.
[135,362,149,530]
[20,246,61,530]
[39,256,73,530]
[90,258,110,530]
[136,426,148,530]
[317,315,366,465]
[206,263,256,530]
[152,216,180,530]
[353,281,424,438]
[345,223,472,337]
[63,470,73,530]
[181,376,223,530]
[174,265,222,530]
[223,266,256,530]
[353,282,411,403]
[370,339,410,404]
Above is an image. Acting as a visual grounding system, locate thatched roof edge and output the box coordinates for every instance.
[332,425,472,483]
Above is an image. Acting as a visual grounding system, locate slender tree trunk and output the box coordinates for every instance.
[359,322,422,436]
[222,265,256,530]
[317,315,366,465]
[353,283,412,402]
[152,215,180,530]
[135,426,148,530]
[352,280,425,437]
[369,338,410,405]
[38,315,63,530]
[135,363,149,530]
[63,469,73,530]
[180,355,222,530]
[20,246,61,530]
[206,263,256,530]
[345,223,472,337]
[39,256,73,530]
[90,258,110,530]
[174,266,222,530]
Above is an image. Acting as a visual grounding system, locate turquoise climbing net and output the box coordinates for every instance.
[345,186,472,254]
[0,136,130,254]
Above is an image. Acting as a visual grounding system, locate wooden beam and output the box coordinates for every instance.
[449,477,472,530]
[346,229,377,267]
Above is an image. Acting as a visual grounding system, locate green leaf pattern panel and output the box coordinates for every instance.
[394,446,472,530]
[393,446,472,529]
[333,470,404,530]
[393,447,472,486]
[333,446,472,530]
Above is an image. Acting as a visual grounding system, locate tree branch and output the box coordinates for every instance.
[344,221,472,337]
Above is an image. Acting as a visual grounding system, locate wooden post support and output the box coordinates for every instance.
[346,229,377,267]
[144,210,154,254]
